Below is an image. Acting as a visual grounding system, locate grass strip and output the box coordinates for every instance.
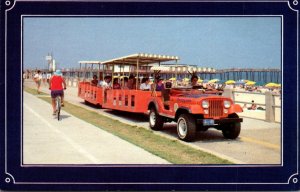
[24,86,233,164]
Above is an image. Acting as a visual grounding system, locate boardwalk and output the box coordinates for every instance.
[24,79,281,164]
[23,91,169,164]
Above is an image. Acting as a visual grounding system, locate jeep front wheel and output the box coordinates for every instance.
[222,122,241,139]
[177,114,196,142]
[149,108,164,130]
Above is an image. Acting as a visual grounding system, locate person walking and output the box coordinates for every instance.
[33,70,43,94]
[42,72,47,85]
[49,69,67,115]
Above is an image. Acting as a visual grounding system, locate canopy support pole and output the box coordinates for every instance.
[175,59,178,86]
[136,57,139,90]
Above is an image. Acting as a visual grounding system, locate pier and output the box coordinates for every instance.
[216,68,281,84]
[26,67,281,85]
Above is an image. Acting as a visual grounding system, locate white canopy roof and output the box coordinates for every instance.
[101,53,180,66]
[78,61,102,64]
[150,66,170,71]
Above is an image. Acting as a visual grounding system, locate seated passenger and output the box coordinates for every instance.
[122,77,129,89]
[127,74,136,89]
[190,75,204,89]
[91,75,98,86]
[156,78,165,91]
[190,75,199,87]
[139,77,151,90]
[98,76,111,88]
[113,78,121,89]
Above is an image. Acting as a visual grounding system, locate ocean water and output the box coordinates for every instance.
[196,71,281,85]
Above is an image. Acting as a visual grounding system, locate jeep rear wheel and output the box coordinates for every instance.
[222,122,241,139]
[177,114,196,142]
[149,108,164,130]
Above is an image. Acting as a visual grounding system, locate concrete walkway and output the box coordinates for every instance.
[23,91,169,164]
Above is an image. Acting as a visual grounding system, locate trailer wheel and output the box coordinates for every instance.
[177,114,196,142]
[222,114,241,139]
[149,108,164,130]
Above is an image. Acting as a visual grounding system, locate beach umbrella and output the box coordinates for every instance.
[183,78,190,82]
[225,80,236,84]
[197,79,203,83]
[169,77,176,81]
[246,81,256,86]
[208,79,219,83]
[265,82,278,87]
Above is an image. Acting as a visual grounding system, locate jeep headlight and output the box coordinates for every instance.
[202,100,209,108]
[224,100,231,108]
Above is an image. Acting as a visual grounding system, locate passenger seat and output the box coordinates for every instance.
[162,82,172,109]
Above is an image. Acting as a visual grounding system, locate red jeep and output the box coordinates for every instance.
[148,85,243,141]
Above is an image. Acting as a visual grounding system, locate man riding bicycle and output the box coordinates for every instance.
[49,69,66,115]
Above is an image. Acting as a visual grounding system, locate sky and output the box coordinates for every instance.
[23,17,281,70]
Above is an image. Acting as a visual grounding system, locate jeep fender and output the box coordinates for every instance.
[175,107,190,122]
[233,103,243,113]
[148,100,159,111]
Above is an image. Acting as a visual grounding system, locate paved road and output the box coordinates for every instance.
[23,91,169,164]
[24,80,281,164]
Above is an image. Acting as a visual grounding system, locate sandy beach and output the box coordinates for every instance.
[233,90,281,123]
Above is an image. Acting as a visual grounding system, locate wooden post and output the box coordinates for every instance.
[222,88,234,101]
[265,91,275,122]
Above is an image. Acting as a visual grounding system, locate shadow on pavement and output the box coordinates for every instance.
[105,110,148,123]
[51,114,71,120]
[79,101,102,109]
[160,123,239,143]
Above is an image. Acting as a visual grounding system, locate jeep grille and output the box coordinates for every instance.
[208,99,224,117]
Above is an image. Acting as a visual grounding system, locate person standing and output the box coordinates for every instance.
[46,72,52,85]
[49,69,66,115]
[42,72,47,85]
[33,70,43,94]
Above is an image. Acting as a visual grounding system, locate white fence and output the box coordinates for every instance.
[223,88,281,123]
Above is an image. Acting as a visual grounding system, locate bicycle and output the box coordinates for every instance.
[55,95,62,121]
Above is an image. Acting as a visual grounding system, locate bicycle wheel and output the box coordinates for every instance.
[56,96,61,121]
